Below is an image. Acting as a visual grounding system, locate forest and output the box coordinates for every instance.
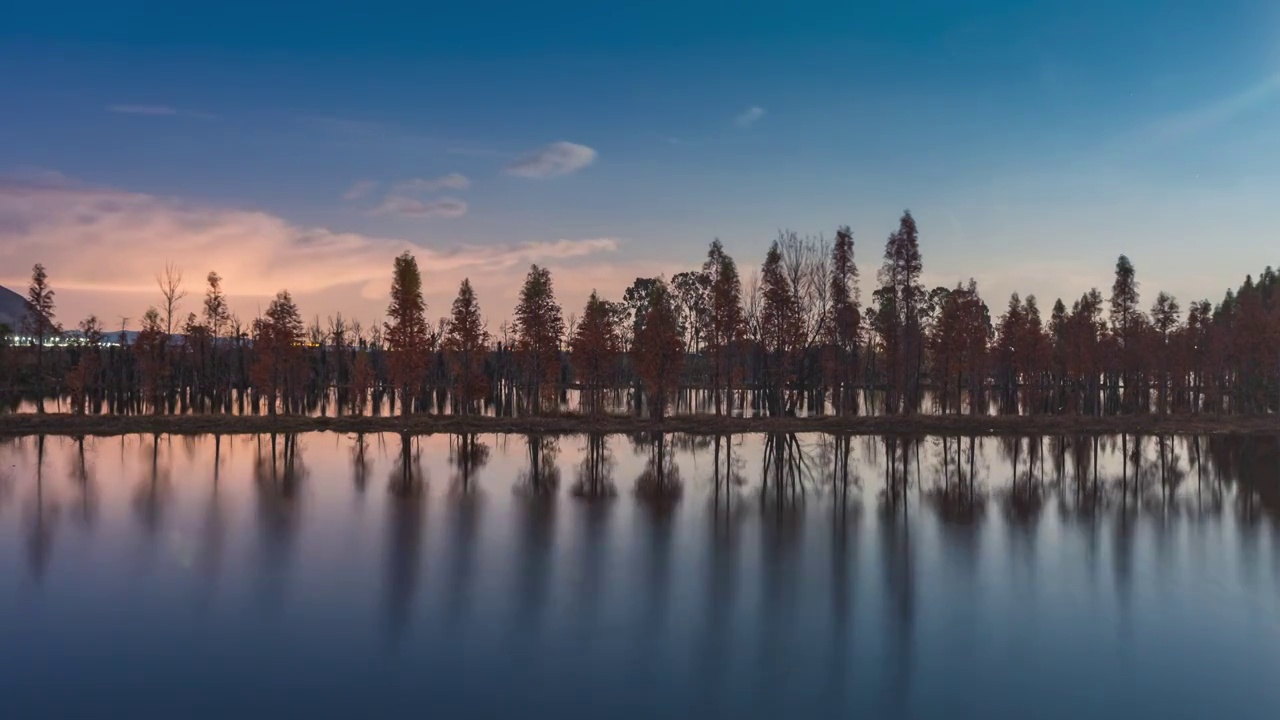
[3,210,1280,423]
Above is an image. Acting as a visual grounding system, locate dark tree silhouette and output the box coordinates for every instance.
[826,226,861,415]
[875,211,925,414]
[22,264,60,413]
[703,240,745,416]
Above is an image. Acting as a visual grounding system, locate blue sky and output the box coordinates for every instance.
[2,0,1279,327]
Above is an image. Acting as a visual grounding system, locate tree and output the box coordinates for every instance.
[759,240,803,415]
[633,280,684,420]
[1151,291,1181,413]
[134,306,168,410]
[251,291,305,415]
[512,264,565,414]
[384,252,430,415]
[703,240,745,415]
[876,211,925,413]
[671,270,710,352]
[156,262,187,337]
[1110,255,1143,411]
[443,278,490,414]
[68,315,105,414]
[203,271,230,339]
[570,291,622,414]
[622,277,662,344]
[826,225,861,414]
[1110,255,1140,347]
[929,280,991,414]
[22,264,60,413]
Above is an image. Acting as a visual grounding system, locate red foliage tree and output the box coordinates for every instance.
[570,290,622,414]
[634,281,684,420]
[384,251,429,415]
[513,265,565,415]
[443,278,490,415]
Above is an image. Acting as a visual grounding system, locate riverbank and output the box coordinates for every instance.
[2,411,1279,437]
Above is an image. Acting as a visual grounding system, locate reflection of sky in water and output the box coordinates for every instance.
[0,433,1278,718]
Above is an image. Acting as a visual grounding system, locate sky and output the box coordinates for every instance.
[2,0,1279,331]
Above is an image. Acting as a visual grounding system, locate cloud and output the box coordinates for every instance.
[393,173,470,194]
[370,195,469,218]
[0,180,618,308]
[505,141,597,179]
[1145,71,1280,144]
[734,106,766,128]
[342,179,378,201]
[1,166,70,187]
[108,104,179,116]
[107,104,215,119]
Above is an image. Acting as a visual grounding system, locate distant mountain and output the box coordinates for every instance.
[0,283,27,329]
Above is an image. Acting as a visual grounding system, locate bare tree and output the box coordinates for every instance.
[157,262,187,336]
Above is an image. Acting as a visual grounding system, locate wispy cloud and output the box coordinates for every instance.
[342,179,378,201]
[734,106,766,128]
[370,195,468,218]
[505,141,597,179]
[1,166,70,187]
[107,104,214,119]
[393,173,471,194]
[1146,70,1280,144]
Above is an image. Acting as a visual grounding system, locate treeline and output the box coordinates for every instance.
[3,211,1279,418]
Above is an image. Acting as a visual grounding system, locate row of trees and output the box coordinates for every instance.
[5,211,1280,418]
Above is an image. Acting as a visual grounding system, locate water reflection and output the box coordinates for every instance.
[385,433,426,639]
[253,433,307,611]
[2,431,1280,717]
[25,435,58,580]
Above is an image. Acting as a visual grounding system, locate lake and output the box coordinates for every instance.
[2,432,1279,718]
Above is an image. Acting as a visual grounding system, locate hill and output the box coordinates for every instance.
[0,283,27,329]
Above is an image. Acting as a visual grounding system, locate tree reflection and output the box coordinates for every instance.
[927,435,985,523]
[450,433,489,493]
[384,432,426,641]
[198,434,227,588]
[25,434,59,581]
[761,433,812,506]
[253,433,308,610]
[635,432,682,508]
[709,433,746,506]
[350,432,372,492]
[517,435,560,496]
[132,432,171,541]
[1204,434,1280,520]
[999,436,1045,527]
[68,435,98,527]
[879,436,919,514]
[571,433,615,499]
[878,504,915,716]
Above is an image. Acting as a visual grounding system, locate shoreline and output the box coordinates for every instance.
[2,412,1279,438]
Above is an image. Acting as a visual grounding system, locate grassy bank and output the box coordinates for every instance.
[2,412,1280,438]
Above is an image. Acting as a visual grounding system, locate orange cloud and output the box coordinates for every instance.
[0,179,621,327]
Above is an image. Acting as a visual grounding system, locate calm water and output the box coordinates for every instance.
[2,432,1279,719]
